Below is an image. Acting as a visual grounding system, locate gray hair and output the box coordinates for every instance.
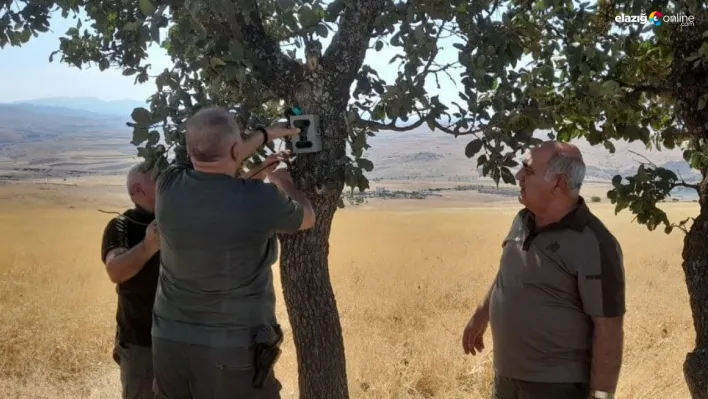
[185,107,239,162]
[127,161,153,195]
[544,152,586,196]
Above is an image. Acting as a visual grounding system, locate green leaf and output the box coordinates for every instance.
[229,41,244,61]
[131,107,152,125]
[683,150,693,162]
[19,28,31,43]
[139,0,156,16]
[500,167,516,185]
[357,174,370,192]
[316,24,328,38]
[375,40,383,51]
[150,22,160,43]
[689,152,705,169]
[465,139,483,158]
[210,57,226,67]
[601,80,620,95]
[358,158,374,172]
[124,21,142,31]
[277,0,296,8]
[298,6,319,27]
[132,126,149,145]
[699,96,707,111]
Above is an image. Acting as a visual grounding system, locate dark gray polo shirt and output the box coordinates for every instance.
[489,197,625,383]
[152,163,304,348]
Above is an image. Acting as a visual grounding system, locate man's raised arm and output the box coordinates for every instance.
[101,218,160,284]
[253,168,315,233]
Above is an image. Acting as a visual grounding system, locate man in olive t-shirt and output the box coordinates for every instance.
[462,141,625,399]
[152,107,315,399]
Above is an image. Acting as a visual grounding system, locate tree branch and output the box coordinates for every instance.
[617,81,672,95]
[355,115,426,132]
[205,0,304,100]
[321,0,389,103]
[671,181,701,191]
[355,112,487,137]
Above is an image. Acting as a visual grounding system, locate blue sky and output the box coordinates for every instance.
[0,9,464,105]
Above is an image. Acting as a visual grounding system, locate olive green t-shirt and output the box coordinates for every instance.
[489,198,625,383]
[152,163,304,347]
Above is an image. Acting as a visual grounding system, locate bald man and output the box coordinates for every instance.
[100,162,160,399]
[462,141,625,399]
[151,107,312,399]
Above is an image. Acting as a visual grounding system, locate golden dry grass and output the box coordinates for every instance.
[0,185,697,399]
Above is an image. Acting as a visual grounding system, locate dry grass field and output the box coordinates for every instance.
[0,182,697,399]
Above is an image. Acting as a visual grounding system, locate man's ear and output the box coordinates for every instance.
[131,183,144,196]
[230,141,240,162]
[556,174,569,193]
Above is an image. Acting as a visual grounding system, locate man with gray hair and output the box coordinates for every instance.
[152,106,314,399]
[100,162,160,399]
[462,141,625,399]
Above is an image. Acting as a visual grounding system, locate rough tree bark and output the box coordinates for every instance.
[682,190,708,399]
[273,1,388,398]
[670,14,708,398]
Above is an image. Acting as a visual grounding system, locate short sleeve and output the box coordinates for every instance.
[156,162,190,195]
[577,226,625,318]
[255,183,305,234]
[101,216,130,263]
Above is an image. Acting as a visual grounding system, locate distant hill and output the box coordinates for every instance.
[0,103,118,119]
[10,97,145,117]
[364,126,702,184]
[0,104,129,141]
[0,100,701,196]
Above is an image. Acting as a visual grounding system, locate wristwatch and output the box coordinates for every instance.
[589,390,614,399]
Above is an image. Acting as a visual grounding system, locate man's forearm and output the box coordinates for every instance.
[238,127,284,167]
[106,241,158,283]
[275,179,314,215]
[590,317,624,392]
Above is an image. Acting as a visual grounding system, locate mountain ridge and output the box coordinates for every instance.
[0,97,700,188]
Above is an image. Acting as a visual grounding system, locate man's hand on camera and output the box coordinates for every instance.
[265,123,301,141]
[267,168,294,187]
[244,152,291,180]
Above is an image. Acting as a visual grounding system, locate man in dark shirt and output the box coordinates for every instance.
[101,163,160,399]
[152,107,315,399]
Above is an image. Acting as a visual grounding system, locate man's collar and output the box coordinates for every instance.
[129,205,155,222]
[520,196,590,233]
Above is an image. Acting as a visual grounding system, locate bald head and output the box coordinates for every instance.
[185,107,240,163]
[127,162,157,212]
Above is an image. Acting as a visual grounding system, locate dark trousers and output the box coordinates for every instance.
[113,341,155,399]
[152,337,282,399]
[493,374,590,399]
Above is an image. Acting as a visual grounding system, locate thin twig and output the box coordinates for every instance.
[628,149,658,168]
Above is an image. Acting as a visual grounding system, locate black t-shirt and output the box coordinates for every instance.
[100,207,160,347]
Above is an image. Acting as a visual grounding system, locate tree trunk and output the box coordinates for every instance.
[682,178,708,398]
[277,95,349,398]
